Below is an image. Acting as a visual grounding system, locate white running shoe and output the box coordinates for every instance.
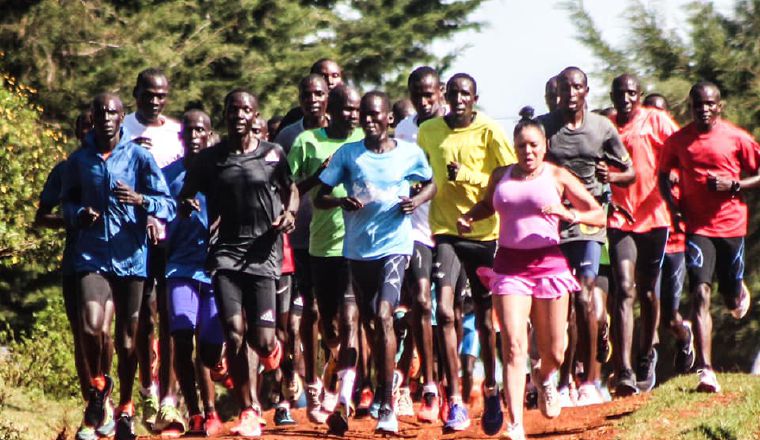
[576,383,604,406]
[322,391,338,413]
[395,387,415,417]
[501,422,526,440]
[696,369,721,393]
[557,386,576,408]
[537,380,561,419]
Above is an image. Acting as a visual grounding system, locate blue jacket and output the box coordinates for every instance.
[163,159,210,284]
[62,130,175,277]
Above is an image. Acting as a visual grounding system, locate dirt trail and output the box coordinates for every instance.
[141,394,649,440]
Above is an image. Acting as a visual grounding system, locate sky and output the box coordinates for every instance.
[432,0,736,130]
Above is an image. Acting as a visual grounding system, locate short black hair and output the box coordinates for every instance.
[223,88,257,110]
[310,58,339,74]
[299,73,328,92]
[408,66,439,88]
[559,66,588,87]
[327,85,356,113]
[513,118,546,140]
[689,81,721,101]
[447,73,477,95]
[135,67,167,90]
[361,90,390,112]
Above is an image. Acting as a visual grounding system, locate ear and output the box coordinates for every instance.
[474,94,479,104]
[717,101,725,114]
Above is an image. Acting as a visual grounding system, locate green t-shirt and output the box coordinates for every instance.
[287,127,364,257]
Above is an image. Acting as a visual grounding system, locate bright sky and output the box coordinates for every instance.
[433,0,736,130]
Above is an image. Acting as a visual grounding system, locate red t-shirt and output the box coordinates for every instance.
[659,119,760,237]
[609,108,678,232]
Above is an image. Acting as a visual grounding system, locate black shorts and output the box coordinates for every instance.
[609,228,669,293]
[595,264,611,295]
[686,235,744,306]
[311,256,356,335]
[402,242,434,307]
[276,274,293,315]
[79,272,144,323]
[350,255,409,319]
[144,243,167,300]
[433,235,496,306]
[292,249,313,303]
[213,270,276,329]
[659,252,685,319]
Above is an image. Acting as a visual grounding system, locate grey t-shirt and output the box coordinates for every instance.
[537,110,631,243]
[274,119,312,250]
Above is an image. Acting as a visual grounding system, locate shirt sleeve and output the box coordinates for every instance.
[287,136,306,179]
[739,133,760,175]
[603,121,633,169]
[456,125,515,188]
[39,161,65,213]
[319,144,347,188]
[138,151,176,221]
[273,146,294,191]
[406,145,434,182]
[61,153,84,228]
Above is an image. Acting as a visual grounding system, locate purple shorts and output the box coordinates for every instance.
[167,278,224,344]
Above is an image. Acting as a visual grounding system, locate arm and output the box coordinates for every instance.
[117,154,176,221]
[296,158,330,194]
[546,167,605,227]
[399,180,436,214]
[61,154,99,228]
[600,124,636,187]
[313,183,363,211]
[272,180,299,233]
[456,166,507,234]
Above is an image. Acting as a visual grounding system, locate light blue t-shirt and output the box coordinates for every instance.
[319,138,433,260]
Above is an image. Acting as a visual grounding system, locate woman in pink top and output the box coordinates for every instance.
[457,120,604,440]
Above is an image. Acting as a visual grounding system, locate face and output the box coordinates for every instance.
[181,113,211,155]
[316,61,343,90]
[409,75,442,121]
[545,78,559,112]
[691,86,722,130]
[225,92,259,137]
[445,78,477,120]
[610,76,640,117]
[92,96,124,140]
[360,95,391,140]
[300,78,328,120]
[135,75,169,123]
[251,117,268,141]
[75,112,93,141]
[514,126,547,172]
[558,70,588,113]
[330,90,361,133]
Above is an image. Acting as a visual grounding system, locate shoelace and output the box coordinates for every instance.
[543,383,557,405]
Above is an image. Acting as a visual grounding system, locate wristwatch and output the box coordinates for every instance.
[731,180,741,194]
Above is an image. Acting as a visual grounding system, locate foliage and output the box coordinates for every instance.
[563,0,760,370]
[0,0,483,132]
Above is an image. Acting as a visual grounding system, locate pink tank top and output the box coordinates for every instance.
[492,165,562,250]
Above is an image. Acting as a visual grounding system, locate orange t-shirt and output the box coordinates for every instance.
[659,120,760,238]
[608,108,679,232]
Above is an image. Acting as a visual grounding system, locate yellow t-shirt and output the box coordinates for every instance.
[417,113,516,241]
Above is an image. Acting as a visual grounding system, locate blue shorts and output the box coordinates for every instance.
[561,240,602,280]
[458,312,480,358]
[168,278,224,345]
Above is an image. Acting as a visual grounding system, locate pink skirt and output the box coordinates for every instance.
[477,246,579,299]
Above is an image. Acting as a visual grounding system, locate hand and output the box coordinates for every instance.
[78,207,100,227]
[179,198,201,218]
[447,161,460,181]
[542,204,575,223]
[707,173,732,192]
[456,216,473,235]
[272,211,296,233]
[114,181,144,206]
[596,161,610,184]
[146,223,160,245]
[399,196,419,214]
[340,197,364,211]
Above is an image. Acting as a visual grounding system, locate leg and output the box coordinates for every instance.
[112,277,145,407]
[493,294,531,426]
[685,235,717,370]
[63,273,90,401]
[609,231,637,374]
[410,243,435,388]
[433,239,463,402]
[531,294,570,416]
[167,279,201,418]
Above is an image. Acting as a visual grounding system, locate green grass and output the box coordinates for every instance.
[616,373,760,440]
[0,381,80,440]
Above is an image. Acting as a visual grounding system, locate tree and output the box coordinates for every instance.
[0,0,483,132]
[562,0,760,371]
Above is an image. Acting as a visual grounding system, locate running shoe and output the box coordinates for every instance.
[96,398,116,437]
[395,387,415,417]
[375,404,398,434]
[283,374,304,406]
[675,321,696,374]
[230,407,262,438]
[154,403,187,436]
[597,316,612,364]
[356,386,374,418]
[84,375,113,428]
[306,381,328,424]
[730,283,751,320]
[204,411,223,437]
[556,386,575,408]
[187,414,204,436]
[115,412,137,440]
[260,340,282,372]
[139,389,159,430]
[576,383,604,406]
[326,403,351,436]
[75,425,97,440]
[443,402,470,432]
[482,385,504,436]
[417,392,439,423]
[274,405,296,426]
[322,391,338,413]
[536,380,561,419]
[696,368,721,393]
[368,386,383,419]
[636,348,658,392]
[501,422,526,440]
[615,368,639,397]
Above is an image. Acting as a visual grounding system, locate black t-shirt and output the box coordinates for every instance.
[184,139,293,278]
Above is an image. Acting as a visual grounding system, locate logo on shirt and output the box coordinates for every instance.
[264,149,280,163]
[259,309,275,323]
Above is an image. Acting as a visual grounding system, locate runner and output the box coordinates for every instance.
[536,67,635,403]
[161,110,224,437]
[607,74,679,395]
[545,76,559,113]
[121,68,184,431]
[287,84,364,425]
[417,73,515,434]
[314,91,435,434]
[394,66,446,422]
[458,119,605,440]
[179,89,298,437]
[659,81,759,393]
[61,93,175,440]
[392,98,415,129]
[643,93,669,112]
[276,59,344,135]
[267,116,283,142]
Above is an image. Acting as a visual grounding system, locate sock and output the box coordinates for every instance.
[91,375,106,391]
[337,368,356,406]
[161,396,177,408]
[423,383,438,396]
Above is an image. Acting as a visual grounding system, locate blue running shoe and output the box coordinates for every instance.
[481,387,504,435]
[443,402,470,432]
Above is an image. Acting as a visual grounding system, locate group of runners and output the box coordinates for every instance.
[34,58,759,440]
